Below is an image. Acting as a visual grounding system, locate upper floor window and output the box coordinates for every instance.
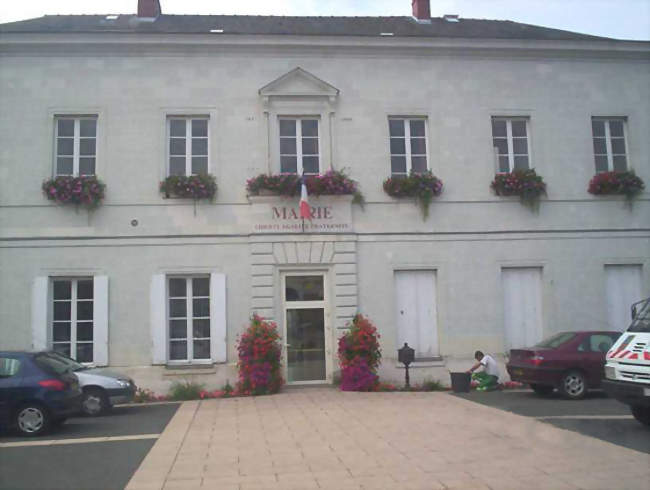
[491,117,529,172]
[55,116,97,176]
[279,118,319,175]
[592,117,628,172]
[52,278,94,363]
[168,117,209,176]
[389,118,428,176]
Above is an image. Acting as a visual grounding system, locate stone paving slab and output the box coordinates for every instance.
[126,389,650,490]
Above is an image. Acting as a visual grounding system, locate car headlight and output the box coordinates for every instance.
[116,379,130,387]
[605,365,616,380]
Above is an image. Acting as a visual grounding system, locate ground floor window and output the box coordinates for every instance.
[51,278,94,362]
[168,276,211,362]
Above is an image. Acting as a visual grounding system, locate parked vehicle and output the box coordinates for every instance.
[0,351,82,436]
[506,331,621,399]
[48,351,136,416]
[603,297,650,426]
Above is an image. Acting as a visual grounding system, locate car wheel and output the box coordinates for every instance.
[630,405,650,426]
[530,384,554,396]
[82,388,109,416]
[559,371,587,400]
[15,404,50,436]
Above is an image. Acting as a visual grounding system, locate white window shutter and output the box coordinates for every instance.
[210,272,227,363]
[150,274,167,364]
[31,276,49,351]
[93,276,109,366]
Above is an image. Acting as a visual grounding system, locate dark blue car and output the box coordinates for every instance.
[0,351,82,436]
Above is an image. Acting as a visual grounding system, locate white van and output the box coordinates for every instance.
[602,297,650,426]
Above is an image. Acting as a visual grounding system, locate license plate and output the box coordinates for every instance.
[644,388,650,396]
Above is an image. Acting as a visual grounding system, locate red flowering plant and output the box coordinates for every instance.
[383,170,443,219]
[160,174,217,200]
[236,314,284,396]
[588,170,645,198]
[491,168,546,206]
[246,169,364,205]
[337,314,382,391]
[42,175,106,209]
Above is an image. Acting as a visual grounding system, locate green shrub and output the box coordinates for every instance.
[421,379,447,391]
[168,380,205,401]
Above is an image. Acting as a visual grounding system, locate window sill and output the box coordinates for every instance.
[163,364,216,376]
[395,357,446,368]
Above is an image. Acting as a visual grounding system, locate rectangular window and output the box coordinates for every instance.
[168,276,211,362]
[491,117,530,173]
[55,116,97,176]
[168,117,209,176]
[388,118,428,176]
[502,267,543,350]
[51,278,94,363]
[279,118,320,175]
[592,118,628,172]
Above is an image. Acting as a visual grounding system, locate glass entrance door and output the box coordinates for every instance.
[284,274,327,383]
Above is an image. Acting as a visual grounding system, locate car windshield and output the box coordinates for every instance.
[49,352,87,371]
[628,299,650,333]
[534,332,577,349]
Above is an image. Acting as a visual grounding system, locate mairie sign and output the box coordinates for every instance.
[250,196,353,233]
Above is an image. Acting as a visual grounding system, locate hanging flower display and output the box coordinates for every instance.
[490,168,546,206]
[588,170,644,198]
[382,170,443,219]
[159,174,217,200]
[42,175,106,209]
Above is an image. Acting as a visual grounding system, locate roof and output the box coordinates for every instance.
[0,14,613,41]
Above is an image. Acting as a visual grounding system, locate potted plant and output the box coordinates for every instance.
[236,314,284,395]
[490,168,546,207]
[337,314,381,391]
[42,175,106,210]
[383,170,443,219]
[588,170,645,198]
[159,174,217,200]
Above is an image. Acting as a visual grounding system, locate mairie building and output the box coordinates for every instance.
[0,0,648,391]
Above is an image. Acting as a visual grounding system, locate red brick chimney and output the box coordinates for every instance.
[138,0,161,18]
[412,0,431,20]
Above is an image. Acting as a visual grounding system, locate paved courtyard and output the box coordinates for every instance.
[127,388,650,490]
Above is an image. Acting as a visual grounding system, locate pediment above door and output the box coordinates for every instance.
[259,67,339,104]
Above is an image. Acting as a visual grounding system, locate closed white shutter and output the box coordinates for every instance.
[395,271,438,358]
[605,265,642,331]
[31,276,49,351]
[150,274,167,364]
[210,272,227,363]
[93,275,109,366]
[502,267,543,350]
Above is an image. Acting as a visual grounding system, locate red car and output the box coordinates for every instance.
[506,331,622,399]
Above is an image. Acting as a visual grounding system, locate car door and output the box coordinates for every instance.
[0,355,24,428]
[579,334,620,387]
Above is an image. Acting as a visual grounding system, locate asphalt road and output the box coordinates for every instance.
[454,389,650,454]
[0,403,179,490]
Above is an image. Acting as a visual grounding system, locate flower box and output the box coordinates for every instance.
[588,170,644,198]
[246,169,364,205]
[42,175,106,209]
[160,174,217,200]
[382,170,443,219]
[490,169,546,205]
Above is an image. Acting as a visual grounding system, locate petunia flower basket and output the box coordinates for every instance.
[246,169,364,206]
[588,170,645,198]
[42,175,106,210]
[491,168,546,207]
[383,170,443,220]
[159,174,217,201]
[337,314,382,391]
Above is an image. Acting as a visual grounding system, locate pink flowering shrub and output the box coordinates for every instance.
[237,314,284,395]
[160,174,217,200]
[491,169,546,205]
[337,314,382,391]
[246,169,364,204]
[42,175,105,209]
[588,170,644,198]
[383,170,443,219]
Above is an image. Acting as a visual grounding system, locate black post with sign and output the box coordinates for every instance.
[398,342,415,389]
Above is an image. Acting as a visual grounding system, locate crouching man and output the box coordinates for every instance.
[467,351,500,391]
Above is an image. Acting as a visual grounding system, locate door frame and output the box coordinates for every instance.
[280,270,332,385]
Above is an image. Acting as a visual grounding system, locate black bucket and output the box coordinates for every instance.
[450,372,471,393]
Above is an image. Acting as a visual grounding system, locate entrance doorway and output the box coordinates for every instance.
[282,273,328,384]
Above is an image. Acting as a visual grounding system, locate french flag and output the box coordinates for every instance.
[299,175,311,220]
